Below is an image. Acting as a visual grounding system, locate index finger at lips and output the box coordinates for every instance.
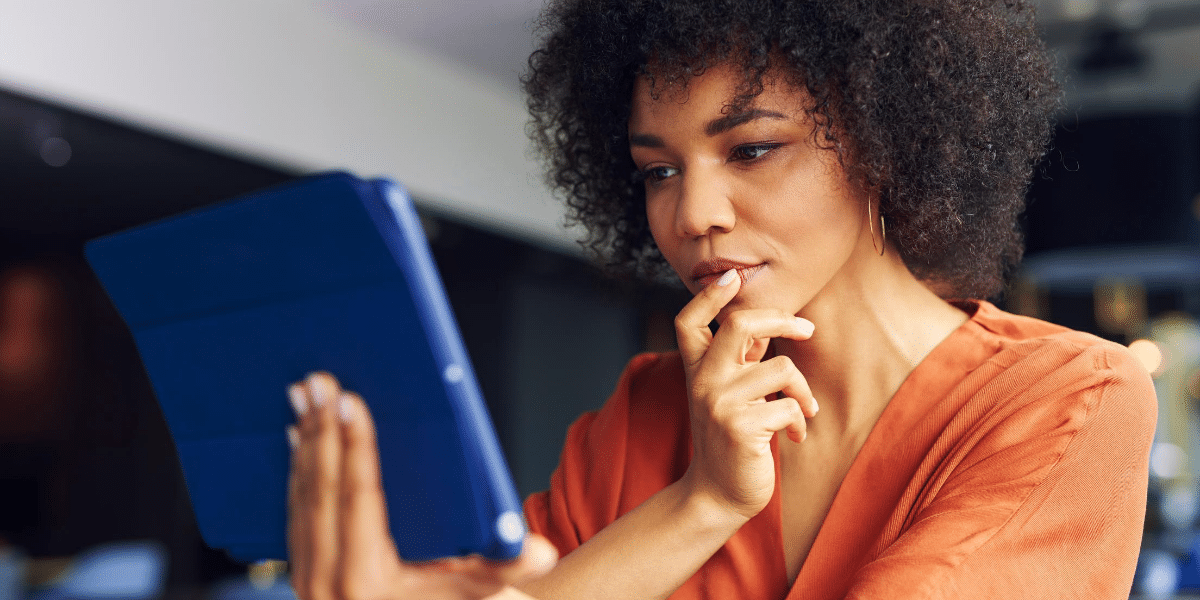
[675,269,741,367]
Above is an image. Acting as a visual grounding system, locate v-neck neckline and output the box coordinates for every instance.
[769,300,1002,600]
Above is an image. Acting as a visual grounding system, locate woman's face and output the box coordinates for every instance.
[629,63,872,319]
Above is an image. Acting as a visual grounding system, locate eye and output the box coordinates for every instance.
[730,143,780,162]
[635,165,680,184]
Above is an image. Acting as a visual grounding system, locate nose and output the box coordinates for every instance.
[674,167,735,238]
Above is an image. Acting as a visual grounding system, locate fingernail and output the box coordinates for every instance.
[795,318,815,337]
[338,394,355,424]
[286,425,299,451]
[811,400,820,415]
[287,385,308,417]
[717,269,737,286]
[307,373,330,407]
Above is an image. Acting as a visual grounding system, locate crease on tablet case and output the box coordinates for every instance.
[84,172,525,563]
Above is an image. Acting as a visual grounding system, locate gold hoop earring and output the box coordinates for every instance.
[879,214,887,257]
[868,199,886,257]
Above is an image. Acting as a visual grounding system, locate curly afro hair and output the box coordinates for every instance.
[523,0,1060,299]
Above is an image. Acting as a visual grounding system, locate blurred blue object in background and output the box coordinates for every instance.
[0,548,25,600]
[1134,548,1182,600]
[29,541,165,600]
[209,574,296,600]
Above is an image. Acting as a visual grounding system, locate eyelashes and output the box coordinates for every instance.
[632,165,680,184]
[633,142,784,185]
[731,143,782,161]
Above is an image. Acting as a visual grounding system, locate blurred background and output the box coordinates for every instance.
[0,0,1196,599]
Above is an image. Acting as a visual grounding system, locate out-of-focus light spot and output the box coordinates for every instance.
[1113,0,1149,28]
[248,560,287,590]
[39,137,71,167]
[1095,279,1147,336]
[1150,442,1186,480]
[496,510,525,544]
[60,542,166,599]
[1136,549,1181,600]
[1062,0,1099,20]
[1164,486,1199,530]
[1186,370,1200,400]
[1129,339,1164,376]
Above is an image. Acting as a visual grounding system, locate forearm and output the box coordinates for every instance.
[518,477,747,600]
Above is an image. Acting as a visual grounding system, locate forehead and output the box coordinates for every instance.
[629,63,807,130]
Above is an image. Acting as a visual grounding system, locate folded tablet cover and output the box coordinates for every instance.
[84,173,524,562]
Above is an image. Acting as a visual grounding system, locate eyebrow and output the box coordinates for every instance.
[628,108,791,148]
[705,108,789,136]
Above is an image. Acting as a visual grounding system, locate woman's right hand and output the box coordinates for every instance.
[674,269,818,521]
[286,373,556,600]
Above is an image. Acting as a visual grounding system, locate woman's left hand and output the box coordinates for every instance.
[286,372,556,600]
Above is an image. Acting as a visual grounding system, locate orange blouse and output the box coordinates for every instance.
[524,301,1158,599]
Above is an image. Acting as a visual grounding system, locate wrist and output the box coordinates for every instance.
[670,472,755,537]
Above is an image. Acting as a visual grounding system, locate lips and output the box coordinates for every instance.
[691,258,766,287]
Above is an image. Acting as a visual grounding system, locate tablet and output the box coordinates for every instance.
[84,172,525,563]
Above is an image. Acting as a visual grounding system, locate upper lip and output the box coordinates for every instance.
[691,257,764,282]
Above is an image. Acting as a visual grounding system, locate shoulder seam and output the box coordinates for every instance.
[941,357,1112,587]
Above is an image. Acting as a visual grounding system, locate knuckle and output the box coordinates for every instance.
[725,312,750,333]
[773,358,806,386]
[765,355,790,376]
[785,398,803,416]
[774,354,799,374]
[674,313,689,331]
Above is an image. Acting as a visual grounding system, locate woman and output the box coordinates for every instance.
[284,0,1157,598]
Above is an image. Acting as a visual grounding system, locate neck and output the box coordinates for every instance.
[773,245,969,439]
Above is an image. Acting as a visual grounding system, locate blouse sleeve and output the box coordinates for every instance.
[523,352,691,558]
[844,344,1157,600]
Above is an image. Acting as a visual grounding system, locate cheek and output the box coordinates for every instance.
[646,199,701,291]
[645,198,673,248]
[752,170,862,257]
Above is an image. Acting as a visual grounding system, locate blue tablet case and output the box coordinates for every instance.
[84,172,525,563]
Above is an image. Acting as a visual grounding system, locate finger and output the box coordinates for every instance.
[286,384,312,597]
[744,338,770,364]
[725,356,818,417]
[494,534,558,587]
[336,391,397,571]
[775,398,808,443]
[765,356,819,418]
[675,269,741,368]
[706,310,814,367]
[440,534,558,595]
[303,372,344,600]
[744,396,807,442]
